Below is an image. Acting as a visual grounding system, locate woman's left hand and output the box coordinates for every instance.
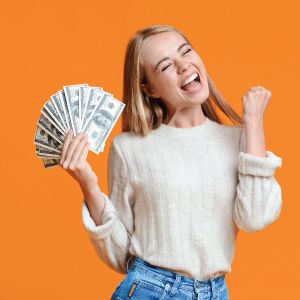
[242,85,272,126]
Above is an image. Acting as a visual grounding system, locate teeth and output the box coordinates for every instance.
[182,73,198,87]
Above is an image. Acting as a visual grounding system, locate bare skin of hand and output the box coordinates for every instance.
[242,85,271,157]
[242,85,272,126]
[59,130,98,189]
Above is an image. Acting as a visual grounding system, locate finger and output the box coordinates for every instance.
[249,86,262,93]
[78,141,90,163]
[63,133,86,169]
[60,130,74,165]
[63,133,85,168]
[263,90,272,110]
[69,135,89,169]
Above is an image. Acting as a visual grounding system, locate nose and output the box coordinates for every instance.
[177,61,190,73]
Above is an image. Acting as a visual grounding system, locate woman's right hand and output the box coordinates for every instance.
[59,130,98,190]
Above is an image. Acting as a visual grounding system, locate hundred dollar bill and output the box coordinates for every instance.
[79,86,100,129]
[42,157,60,169]
[43,99,67,134]
[64,84,88,134]
[81,87,108,131]
[36,145,61,158]
[41,107,65,136]
[51,92,69,131]
[37,114,65,144]
[37,153,61,159]
[57,89,71,132]
[83,94,125,154]
[98,141,105,152]
[34,125,62,153]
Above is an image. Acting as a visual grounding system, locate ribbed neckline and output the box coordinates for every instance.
[153,116,217,138]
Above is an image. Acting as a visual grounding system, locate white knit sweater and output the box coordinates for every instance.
[81,116,283,280]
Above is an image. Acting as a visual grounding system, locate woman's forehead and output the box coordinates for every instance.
[141,31,187,67]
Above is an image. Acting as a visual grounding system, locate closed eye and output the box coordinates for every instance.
[161,48,192,72]
[162,64,171,72]
[183,48,192,54]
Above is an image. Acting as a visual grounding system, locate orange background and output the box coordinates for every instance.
[0,0,298,299]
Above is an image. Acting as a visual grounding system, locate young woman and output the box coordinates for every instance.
[60,25,283,300]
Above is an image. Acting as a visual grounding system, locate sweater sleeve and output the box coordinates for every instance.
[81,137,134,274]
[233,127,283,232]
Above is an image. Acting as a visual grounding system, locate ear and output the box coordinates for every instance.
[141,83,160,99]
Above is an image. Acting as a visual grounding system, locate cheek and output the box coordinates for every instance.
[154,73,171,86]
[160,77,180,95]
[193,54,206,71]
[162,72,178,87]
[199,61,207,76]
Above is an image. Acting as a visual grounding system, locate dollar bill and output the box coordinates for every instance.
[35,83,125,168]
[51,92,69,132]
[42,158,60,169]
[37,114,65,144]
[79,86,99,130]
[98,141,105,152]
[43,99,67,134]
[57,89,71,132]
[37,153,61,159]
[81,87,107,131]
[41,107,65,136]
[83,94,125,154]
[36,145,61,158]
[34,125,62,153]
[64,84,88,135]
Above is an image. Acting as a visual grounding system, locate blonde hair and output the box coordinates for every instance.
[122,24,244,136]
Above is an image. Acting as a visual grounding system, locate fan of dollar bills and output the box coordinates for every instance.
[34,83,125,169]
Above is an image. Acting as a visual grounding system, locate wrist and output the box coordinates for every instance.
[244,117,264,129]
[80,180,99,195]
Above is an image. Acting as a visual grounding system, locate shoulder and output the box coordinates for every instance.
[109,131,146,160]
[212,121,245,151]
[111,131,144,148]
[213,121,245,138]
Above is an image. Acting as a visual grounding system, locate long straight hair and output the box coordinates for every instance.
[122,24,244,136]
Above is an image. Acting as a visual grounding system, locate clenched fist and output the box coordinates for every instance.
[242,85,272,126]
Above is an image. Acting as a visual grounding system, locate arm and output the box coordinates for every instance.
[59,131,134,273]
[81,184,106,226]
[233,126,283,232]
[81,138,135,274]
[59,130,107,226]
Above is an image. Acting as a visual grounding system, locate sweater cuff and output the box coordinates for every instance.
[81,192,118,240]
[238,150,282,177]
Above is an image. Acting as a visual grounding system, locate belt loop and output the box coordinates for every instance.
[210,278,217,299]
[168,274,182,296]
[126,255,135,273]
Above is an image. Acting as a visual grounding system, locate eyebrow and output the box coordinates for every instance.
[154,42,190,71]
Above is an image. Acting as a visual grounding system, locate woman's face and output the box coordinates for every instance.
[141,31,209,111]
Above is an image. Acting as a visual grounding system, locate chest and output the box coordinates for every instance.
[129,137,239,203]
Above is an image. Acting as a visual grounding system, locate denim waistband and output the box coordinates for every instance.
[127,255,226,295]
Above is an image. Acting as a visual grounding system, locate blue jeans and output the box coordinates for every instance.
[110,255,229,300]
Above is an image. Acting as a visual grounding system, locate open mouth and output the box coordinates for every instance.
[180,73,202,92]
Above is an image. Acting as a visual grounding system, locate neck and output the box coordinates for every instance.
[165,103,206,128]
